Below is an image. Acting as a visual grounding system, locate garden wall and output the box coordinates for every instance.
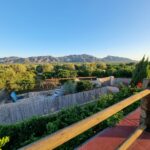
[18,89,53,99]
[97,77,131,86]
[0,87,114,124]
[97,76,112,86]
[114,78,131,86]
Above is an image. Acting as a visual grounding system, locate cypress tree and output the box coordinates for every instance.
[131,56,150,85]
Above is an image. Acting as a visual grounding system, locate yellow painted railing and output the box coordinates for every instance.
[117,125,146,150]
[21,89,150,150]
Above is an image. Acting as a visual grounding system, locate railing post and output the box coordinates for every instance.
[141,79,150,131]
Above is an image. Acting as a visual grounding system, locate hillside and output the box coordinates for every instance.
[101,55,135,63]
[0,54,135,64]
[57,54,100,62]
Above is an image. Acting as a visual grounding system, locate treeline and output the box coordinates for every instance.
[0,62,135,92]
[38,62,135,78]
[0,64,36,92]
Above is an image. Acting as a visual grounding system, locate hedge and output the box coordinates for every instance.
[0,87,141,150]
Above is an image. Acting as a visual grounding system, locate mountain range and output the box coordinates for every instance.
[0,54,135,64]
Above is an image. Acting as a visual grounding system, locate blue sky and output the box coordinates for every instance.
[0,0,150,60]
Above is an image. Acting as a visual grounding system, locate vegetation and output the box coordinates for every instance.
[63,80,77,94]
[132,56,150,86]
[63,80,94,94]
[0,87,141,150]
[0,62,135,93]
[76,81,93,92]
[36,65,43,74]
[0,64,36,93]
[0,137,9,150]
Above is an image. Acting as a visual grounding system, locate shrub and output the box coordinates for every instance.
[76,81,93,92]
[0,137,9,150]
[63,80,77,94]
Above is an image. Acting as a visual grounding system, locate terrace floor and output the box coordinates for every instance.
[78,108,150,150]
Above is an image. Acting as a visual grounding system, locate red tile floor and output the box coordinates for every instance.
[78,108,150,150]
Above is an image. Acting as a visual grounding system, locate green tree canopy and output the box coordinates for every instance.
[36,65,43,74]
[132,56,150,85]
[42,64,54,72]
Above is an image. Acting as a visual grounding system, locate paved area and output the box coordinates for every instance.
[78,108,150,150]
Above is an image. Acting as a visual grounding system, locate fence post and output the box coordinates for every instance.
[141,79,150,131]
[110,76,115,86]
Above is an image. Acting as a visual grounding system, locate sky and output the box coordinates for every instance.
[0,0,150,60]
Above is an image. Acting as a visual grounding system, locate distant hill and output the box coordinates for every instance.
[57,54,100,62]
[0,54,135,64]
[101,55,135,63]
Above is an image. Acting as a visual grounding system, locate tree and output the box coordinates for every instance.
[69,70,77,78]
[42,64,54,72]
[11,64,26,73]
[62,64,75,70]
[53,65,63,73]
[77,64,92,76]
[96,62,107,70]
[36,65,43,74]
[57,70,77,78]
[131,56,150,85]
[57,70,70,78]
[92,69,106,77]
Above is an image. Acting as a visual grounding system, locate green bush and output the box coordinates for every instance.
[0,87,140,150]
[63,80,77,94]
[0,137,9,150]
[76,81,93,92]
